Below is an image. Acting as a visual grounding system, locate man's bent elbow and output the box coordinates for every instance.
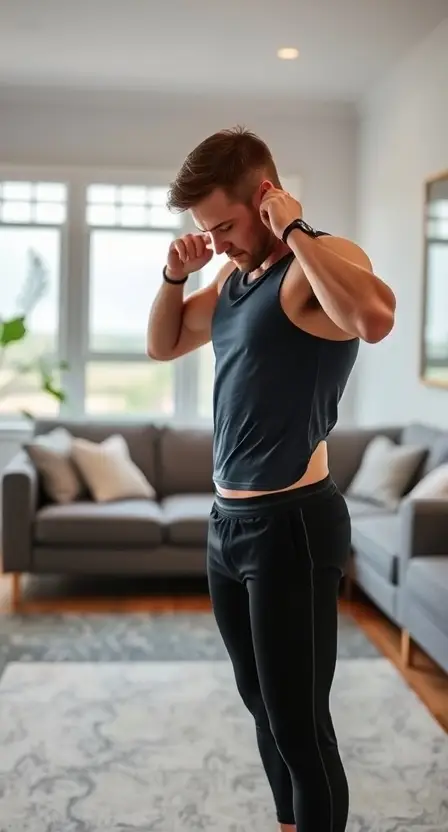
[360,305,395,344]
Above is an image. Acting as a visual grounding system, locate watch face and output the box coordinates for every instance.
[299,220,317,237]
[283,217,318,242]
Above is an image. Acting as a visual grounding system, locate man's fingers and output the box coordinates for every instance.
[172,233,212,265]
[174,239,188,263]
[193,235,206,258]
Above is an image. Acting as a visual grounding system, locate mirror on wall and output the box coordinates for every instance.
[420,170,448,388]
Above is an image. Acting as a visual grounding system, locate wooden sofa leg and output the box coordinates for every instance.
[11,573,21,612]
[401,629,412,668]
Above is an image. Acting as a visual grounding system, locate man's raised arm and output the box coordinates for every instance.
[147,232,231,360]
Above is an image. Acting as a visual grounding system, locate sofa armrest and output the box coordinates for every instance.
[327,425,402,493]
[399,497,448,567]
[1,451,39,572]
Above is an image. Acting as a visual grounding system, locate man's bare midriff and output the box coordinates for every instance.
[214,440,329,498]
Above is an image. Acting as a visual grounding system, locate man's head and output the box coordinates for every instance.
[167,126,281,272]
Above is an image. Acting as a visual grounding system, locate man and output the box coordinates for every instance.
[147,126,395,832]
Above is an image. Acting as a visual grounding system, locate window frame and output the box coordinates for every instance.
[0,164,300,426]
[0,169,69,422]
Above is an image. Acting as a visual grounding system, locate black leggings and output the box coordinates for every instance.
[207,475,351,831]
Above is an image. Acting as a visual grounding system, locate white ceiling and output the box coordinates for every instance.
[0,0,447,102]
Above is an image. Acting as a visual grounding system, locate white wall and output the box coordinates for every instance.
[356,18,448,427]
[0,89,360,424]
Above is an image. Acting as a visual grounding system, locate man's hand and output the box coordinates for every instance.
[259,182,303,240]
[166,233,214,281]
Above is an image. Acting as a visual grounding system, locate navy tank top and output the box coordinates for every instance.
[211,249,359,491]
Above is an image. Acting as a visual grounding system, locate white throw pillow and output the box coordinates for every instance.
[71,434,155,502]
[407,463,448,500]
[347,435,427,509]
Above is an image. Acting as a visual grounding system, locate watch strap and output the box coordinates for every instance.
[282,218,319,244]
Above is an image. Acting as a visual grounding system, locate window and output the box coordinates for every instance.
[88,229,172,354]
[426,196,448,240]
[85,361,173,416]
[86,184,182,230]
[0,181,65,416]
[84,184,181,417]
[0,169,300,423]
[423,194,448,383]
[0,181,66,225]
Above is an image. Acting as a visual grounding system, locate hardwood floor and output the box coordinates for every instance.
[0,572,447,732]
[0,572,213,614]
[348,595,448,734]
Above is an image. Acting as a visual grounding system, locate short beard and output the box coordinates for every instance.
[247,228,277,272]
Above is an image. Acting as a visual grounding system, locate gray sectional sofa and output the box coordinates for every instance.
[2,418,448,673]
[329,422,448,673]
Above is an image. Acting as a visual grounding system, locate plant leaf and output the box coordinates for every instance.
[43,380,66,403]
[0,316,27,346]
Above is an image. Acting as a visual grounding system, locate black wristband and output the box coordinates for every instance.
[282,218,318,244]
[162,266,188,285]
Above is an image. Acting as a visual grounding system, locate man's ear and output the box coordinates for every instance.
[254,179,273,209]
[260,180,274,197]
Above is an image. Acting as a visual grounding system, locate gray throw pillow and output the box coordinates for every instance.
[347,435,427,510]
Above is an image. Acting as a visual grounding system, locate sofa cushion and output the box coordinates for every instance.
[33,419,160,493]
[35,499,163,546]
[158,426,213,496]
[346,497,396,519]
[351,515,400,583]
[161,494,214,545]
[405,557,448,629]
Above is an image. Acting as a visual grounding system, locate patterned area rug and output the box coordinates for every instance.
[0,610,379,681]
[0,658,446,832]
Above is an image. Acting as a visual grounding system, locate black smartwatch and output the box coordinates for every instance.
[162,265,188,285]
[282,218,319,244]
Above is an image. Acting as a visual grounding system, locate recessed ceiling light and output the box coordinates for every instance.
[277,47,299,60]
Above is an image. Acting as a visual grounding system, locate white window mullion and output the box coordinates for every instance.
[174,353,198,423]
[56,220,69,416]
[59,180,87,418]
[170,213,199,423]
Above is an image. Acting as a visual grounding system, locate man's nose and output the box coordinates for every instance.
[212,237,228,255]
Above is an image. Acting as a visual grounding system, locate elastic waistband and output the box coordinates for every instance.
[213,474,337,518]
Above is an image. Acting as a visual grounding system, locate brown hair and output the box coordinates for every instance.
[167,125,281,212]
